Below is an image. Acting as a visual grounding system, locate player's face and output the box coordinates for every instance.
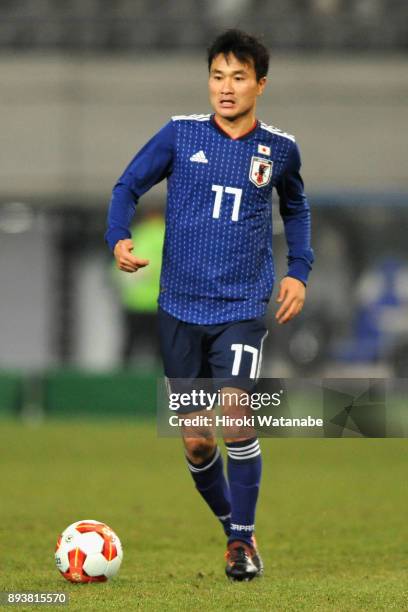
[208,53,266,121]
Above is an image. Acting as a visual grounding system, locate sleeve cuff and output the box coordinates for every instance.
[104,228,131,252]
[287,259,312,286]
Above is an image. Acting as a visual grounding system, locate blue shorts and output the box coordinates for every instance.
[158,307,268,408]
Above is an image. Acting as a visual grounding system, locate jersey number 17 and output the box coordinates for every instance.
[211,185,242,222]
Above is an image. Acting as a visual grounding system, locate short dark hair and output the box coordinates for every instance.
[208,29,269,81]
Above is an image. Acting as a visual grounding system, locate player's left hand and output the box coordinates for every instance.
[275,276,305,324]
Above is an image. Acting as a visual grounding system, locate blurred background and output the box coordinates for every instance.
[0,0,407,419]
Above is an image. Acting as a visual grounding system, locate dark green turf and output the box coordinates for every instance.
[0,420,407,611]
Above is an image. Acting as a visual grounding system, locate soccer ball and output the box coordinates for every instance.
[55,520,123,583]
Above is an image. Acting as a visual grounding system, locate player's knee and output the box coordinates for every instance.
[184,437,216,464]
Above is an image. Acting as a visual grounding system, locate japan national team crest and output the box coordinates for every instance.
[249,156,273,188]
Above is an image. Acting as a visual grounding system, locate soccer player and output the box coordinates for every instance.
[105,29,314,581]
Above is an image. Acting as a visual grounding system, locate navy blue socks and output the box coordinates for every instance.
[186,438,262,544]
[186,447,231,536]
[225,438,262,546]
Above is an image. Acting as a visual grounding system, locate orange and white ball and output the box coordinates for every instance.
[55,520,123,583]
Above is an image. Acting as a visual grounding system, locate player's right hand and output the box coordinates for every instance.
[113,239,149,273]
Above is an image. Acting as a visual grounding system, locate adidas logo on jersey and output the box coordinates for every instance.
[190,150,208,163]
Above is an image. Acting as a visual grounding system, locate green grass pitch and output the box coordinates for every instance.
[0,420,407,611]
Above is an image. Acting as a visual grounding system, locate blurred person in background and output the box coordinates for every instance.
[105,29,313,581]
[334,257,408,370]
[111,211,165,367]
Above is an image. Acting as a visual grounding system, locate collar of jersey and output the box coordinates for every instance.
[210,114,259,141]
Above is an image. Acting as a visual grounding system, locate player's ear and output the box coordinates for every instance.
[257,77,267,96]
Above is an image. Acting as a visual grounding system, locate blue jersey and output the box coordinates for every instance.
[105,114,314,324]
